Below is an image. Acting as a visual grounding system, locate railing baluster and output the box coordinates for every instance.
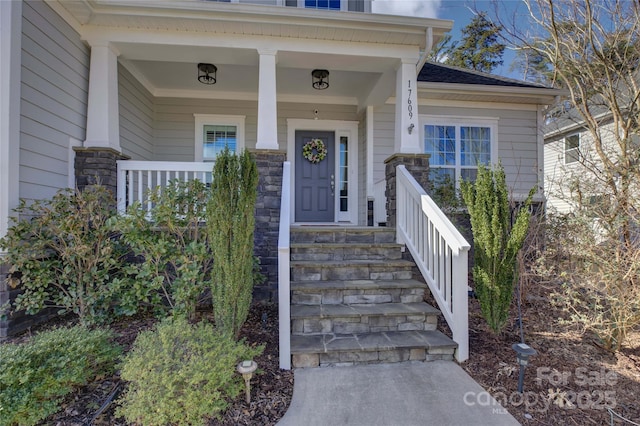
[395,165,470,362]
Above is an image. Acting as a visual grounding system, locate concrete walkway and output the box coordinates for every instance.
[277,361,520,426]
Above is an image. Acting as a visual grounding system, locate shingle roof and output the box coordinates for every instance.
[418,61,550,89]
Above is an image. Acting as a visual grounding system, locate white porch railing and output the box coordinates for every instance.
[277,162,292,370]
[396,165,471,362]
[116,161,213,213]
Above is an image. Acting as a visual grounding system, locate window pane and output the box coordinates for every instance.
[429,168,455,187]
[461,126,491,166]
[424,125,456,166]
[565,135,580,164]
[203,125,237,160]
[339,136,348,212]
[305,0,340,9]
[461,169,478,182]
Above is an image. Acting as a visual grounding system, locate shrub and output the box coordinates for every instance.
[117,317,263,426]
[0,186,130,325]
[537,211,640,351]
[117,179,212,319]
[0,326,121,426]
[461,163,535,333]
[208,148,259,336]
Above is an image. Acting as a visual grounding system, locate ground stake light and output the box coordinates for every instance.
[237,360,258,403]
[512,342,536,393]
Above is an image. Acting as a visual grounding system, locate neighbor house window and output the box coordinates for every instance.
[564,134,580,164]
[421,117,497,189]
[285,0,367,11]
[194,114,245,162]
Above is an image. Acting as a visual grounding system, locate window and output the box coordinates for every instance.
[564,134,580,164]
[422,118,497,189]
[285,0,368,11]
[194,114,245,162]
[305,0,341,9]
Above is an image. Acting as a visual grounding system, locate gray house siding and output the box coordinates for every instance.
[19,0,89,201]
[372,103,542,199]
[119,64,154,161]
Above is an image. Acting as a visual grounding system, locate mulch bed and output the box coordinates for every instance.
[459,281,640,426]
[5,284,639,426]
[7,304,293,426]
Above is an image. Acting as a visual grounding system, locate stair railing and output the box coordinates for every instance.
[278,162,292,370]
[396,165,471,362]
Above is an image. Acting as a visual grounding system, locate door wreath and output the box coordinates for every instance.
[302,139,327,164]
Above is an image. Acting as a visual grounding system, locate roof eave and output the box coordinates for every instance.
[418,81,566,104]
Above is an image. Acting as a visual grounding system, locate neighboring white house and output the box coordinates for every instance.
[0,0,561,353]
[544,109,640,214]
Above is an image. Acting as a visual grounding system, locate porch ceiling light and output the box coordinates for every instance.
[312,69,330,90]
[197,63,217,85]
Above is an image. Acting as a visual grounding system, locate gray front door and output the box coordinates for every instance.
[295,131,335,222]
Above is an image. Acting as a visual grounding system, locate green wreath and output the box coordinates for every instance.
[302,138,327,164]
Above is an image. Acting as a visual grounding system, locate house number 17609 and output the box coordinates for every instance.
[407,80,413,119]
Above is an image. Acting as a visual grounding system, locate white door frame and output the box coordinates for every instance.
[287,119,359,225]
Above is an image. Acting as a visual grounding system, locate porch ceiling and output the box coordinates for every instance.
[118,45,391,104]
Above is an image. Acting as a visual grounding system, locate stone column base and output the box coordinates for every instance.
[384,153,431,228]
[250,149,287,301]
[74,147,130,199]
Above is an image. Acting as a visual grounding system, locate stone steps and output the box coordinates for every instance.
[291,330,457,368]
[288,226,457,368]
[291,279,427,305]
[290,259,415,281]
[291,243,403,261]
[291,302,439,335]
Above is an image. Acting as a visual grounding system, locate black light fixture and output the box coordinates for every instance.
[512,342,537,393]
[197,63,217,85]
[311,69,330,90]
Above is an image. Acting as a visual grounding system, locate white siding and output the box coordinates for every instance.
[372,103,543,199]
[119,64,153,160]
[544,122,622,214]
[19,0,89,201]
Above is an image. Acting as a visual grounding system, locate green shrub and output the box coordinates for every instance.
[208,148,259,336]
[0,186,130,325]
[0,326,121,426]
[117,317,263,426]
[117,179,212,319]
[461,163,535,333]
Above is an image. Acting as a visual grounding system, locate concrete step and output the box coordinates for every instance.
[291,302,439,335]
[290,243,403,261]
[290,259,415,281]
[290,226,396,244]
[291,279,427,305]
[290,330,457,368]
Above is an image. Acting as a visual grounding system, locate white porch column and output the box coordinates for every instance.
[256,49,279,150]
[0,0,21,241]
[394,58,421,154]
[84,42,121,151]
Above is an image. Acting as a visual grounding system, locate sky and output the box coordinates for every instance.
[371,0,527,79]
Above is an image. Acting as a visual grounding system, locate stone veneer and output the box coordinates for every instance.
[384,153,431,228]
[251,150,286,301]
[74,147,130,197]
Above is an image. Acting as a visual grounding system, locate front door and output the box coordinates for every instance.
[295,131,335,222]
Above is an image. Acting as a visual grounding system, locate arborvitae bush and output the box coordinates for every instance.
[117,317,263,426]
[0,326,121,426]
[207,148,258,336]
[0,186,130,325]
[461,163,535,333]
